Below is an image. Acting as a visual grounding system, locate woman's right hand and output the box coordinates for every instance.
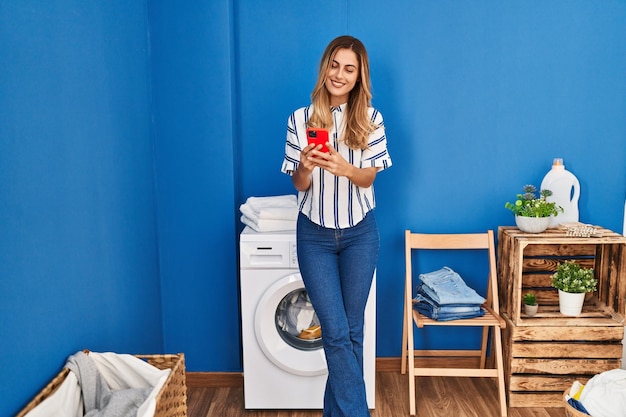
[291,144,320,191]
[299,143,323,172]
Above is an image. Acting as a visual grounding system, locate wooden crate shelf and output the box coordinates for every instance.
[497,226,626,408]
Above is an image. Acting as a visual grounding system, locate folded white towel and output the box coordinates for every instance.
[245,195,297,209]
[240,194,298,221]
[240,204,297,221]
[256,206,298,220]
[241,215,296,232]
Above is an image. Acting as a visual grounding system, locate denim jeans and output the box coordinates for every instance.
[296,211,378,417]
[413,286,485,321]
[418,266,485,305]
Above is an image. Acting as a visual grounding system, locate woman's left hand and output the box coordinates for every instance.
[309,144,353,177]
[309,144,377,187]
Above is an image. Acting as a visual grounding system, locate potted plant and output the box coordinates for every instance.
[523,292,538,317]
[505,184,563,233]
[551,261,598,316]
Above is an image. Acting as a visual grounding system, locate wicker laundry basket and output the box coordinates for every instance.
[16,353,187,417]
[563,389,589,417]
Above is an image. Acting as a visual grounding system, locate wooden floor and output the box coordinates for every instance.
[186,371,565,417]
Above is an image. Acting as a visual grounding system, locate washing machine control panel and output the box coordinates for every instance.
[240,239,298,269]
[289,241,298,268]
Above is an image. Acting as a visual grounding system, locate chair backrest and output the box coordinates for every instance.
[405,230,500,313]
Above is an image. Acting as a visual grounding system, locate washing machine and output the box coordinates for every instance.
[240,226,376,409]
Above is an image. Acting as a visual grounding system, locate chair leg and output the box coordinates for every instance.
[494,326,508,417]
[408,352,416,416]
[406,295,416,415]
[401,297,408,375]
[479,326,489,368]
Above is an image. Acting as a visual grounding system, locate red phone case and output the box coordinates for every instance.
[306,128,329,153]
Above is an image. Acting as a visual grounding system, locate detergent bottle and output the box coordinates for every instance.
[540,158,580,227]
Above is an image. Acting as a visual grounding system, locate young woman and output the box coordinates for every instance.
[281,35,392,417]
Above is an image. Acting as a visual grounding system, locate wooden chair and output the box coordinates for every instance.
[401,230,507,417]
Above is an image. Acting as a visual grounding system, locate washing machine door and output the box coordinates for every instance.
[254,273,327,376]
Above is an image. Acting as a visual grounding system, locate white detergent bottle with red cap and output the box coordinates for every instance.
[540,158,580,227]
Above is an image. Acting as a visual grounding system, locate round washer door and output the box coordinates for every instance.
[254,273,327,376]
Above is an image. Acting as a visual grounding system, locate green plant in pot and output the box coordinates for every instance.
[551,261,597,316]
[523,292,538,317]
[505,185,563,233]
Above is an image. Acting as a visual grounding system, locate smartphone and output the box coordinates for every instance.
[306,127,330,153]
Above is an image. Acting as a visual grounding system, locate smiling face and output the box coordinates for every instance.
[324,48,360,107]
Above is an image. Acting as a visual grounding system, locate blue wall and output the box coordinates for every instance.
[0,2,163,415]
[1,1,625,415]
[148,0,240,371]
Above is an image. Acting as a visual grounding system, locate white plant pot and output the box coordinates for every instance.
[515,215,550,233]
[524,304,538,317]
[558,290,585,316]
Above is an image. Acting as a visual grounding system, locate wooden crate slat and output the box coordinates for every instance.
[508,392,564,408]
[510,342,623,358]
[596,243,626,315]
[617,244,626,315]
[511,325,624,341]
[518,310,623,324]
[519,290,559,307]
[522,257,595,273]
[522,244,596,257]
[509,375,585,392]
[498,226,520,320]
[520,273,554,288]
[510,358,620,375]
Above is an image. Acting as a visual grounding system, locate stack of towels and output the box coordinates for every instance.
[413,266,485,321]
[240,195,298,232]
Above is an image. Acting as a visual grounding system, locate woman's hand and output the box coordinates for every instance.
[309,144,377,188]
[299,143,321,173]
[291,143,320,191]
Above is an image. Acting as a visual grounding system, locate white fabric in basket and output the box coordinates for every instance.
[24,371,82,417]
[579,368,626,417]
[90,352,170,417]
[24,352,170,417]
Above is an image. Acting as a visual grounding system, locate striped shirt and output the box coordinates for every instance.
[281,104,392,229]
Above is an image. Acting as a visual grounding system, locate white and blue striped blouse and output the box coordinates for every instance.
[281,104,392,229]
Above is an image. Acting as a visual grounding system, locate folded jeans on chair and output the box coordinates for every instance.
[418,266,485,305]
[413,286,485,321]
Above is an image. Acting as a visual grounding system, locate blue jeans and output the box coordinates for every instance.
[413,286,485,321]
[418,266,485,305]
[296,211,378,417]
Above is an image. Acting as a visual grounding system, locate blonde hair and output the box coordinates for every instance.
[309,36,375,150]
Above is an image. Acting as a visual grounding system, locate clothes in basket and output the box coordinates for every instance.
[21,351,172,417]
